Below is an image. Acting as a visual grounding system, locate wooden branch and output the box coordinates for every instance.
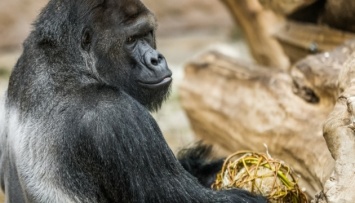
[275,21,355,63]
[220,0,355,69]
[179,51,334,197]
[220,0,290,70]
[258,0,317,15]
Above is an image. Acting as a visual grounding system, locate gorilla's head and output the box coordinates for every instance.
[35,0,172,111]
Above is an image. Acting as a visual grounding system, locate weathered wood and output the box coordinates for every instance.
[179,51,335,197]
[318,53,355,203]
[258,0,317,15]
[220,0,290,70]
[291,41,355,105]
[221,0,355,69]
[320,0,355,33]
[275,21,355,63]
[180,0,355,202]
[257,0,355,33]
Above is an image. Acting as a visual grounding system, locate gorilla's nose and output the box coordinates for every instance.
[144,50,166,70]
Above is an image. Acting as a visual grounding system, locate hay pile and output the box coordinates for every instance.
[212,151,308,203]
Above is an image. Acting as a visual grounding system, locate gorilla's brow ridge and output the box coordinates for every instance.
[78,0,106,21]
[124,14,156,36]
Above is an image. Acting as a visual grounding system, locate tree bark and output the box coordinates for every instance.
[318,53,355,203]
[290,41,355,105]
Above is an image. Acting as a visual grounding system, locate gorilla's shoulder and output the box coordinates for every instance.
[72,84,149,120]
[73,85,127,105]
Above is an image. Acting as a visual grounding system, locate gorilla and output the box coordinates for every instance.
[0,0,266,202]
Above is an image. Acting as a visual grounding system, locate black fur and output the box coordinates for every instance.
[178,143,225,188]
[0,0,267,202]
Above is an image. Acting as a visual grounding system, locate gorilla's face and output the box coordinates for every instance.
[80,0,172,111]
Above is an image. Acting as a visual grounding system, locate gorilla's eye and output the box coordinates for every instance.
[126,37,137,44]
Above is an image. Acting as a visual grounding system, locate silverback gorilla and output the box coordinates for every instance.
[0,0,266,202]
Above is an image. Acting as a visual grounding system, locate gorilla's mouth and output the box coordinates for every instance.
[138,77,172,89]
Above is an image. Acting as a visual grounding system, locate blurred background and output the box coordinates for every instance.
[0,0,249,153]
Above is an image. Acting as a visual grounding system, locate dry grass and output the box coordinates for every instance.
[213,151,308,203]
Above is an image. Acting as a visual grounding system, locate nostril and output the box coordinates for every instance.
[151,58,159,66]
[145,51,165,68]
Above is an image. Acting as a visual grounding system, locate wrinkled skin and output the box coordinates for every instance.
[0,0,266,202]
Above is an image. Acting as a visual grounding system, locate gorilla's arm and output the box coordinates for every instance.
[55,87,267,203]
[178,145,267,202]
[178,143,224,188]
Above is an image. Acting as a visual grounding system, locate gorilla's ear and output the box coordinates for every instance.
[81,27,93,51]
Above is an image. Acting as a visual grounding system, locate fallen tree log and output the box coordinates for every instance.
[180,41,355,201]
[180,51,335,196]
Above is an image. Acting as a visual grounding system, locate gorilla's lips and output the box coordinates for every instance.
[138,76,172,89]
